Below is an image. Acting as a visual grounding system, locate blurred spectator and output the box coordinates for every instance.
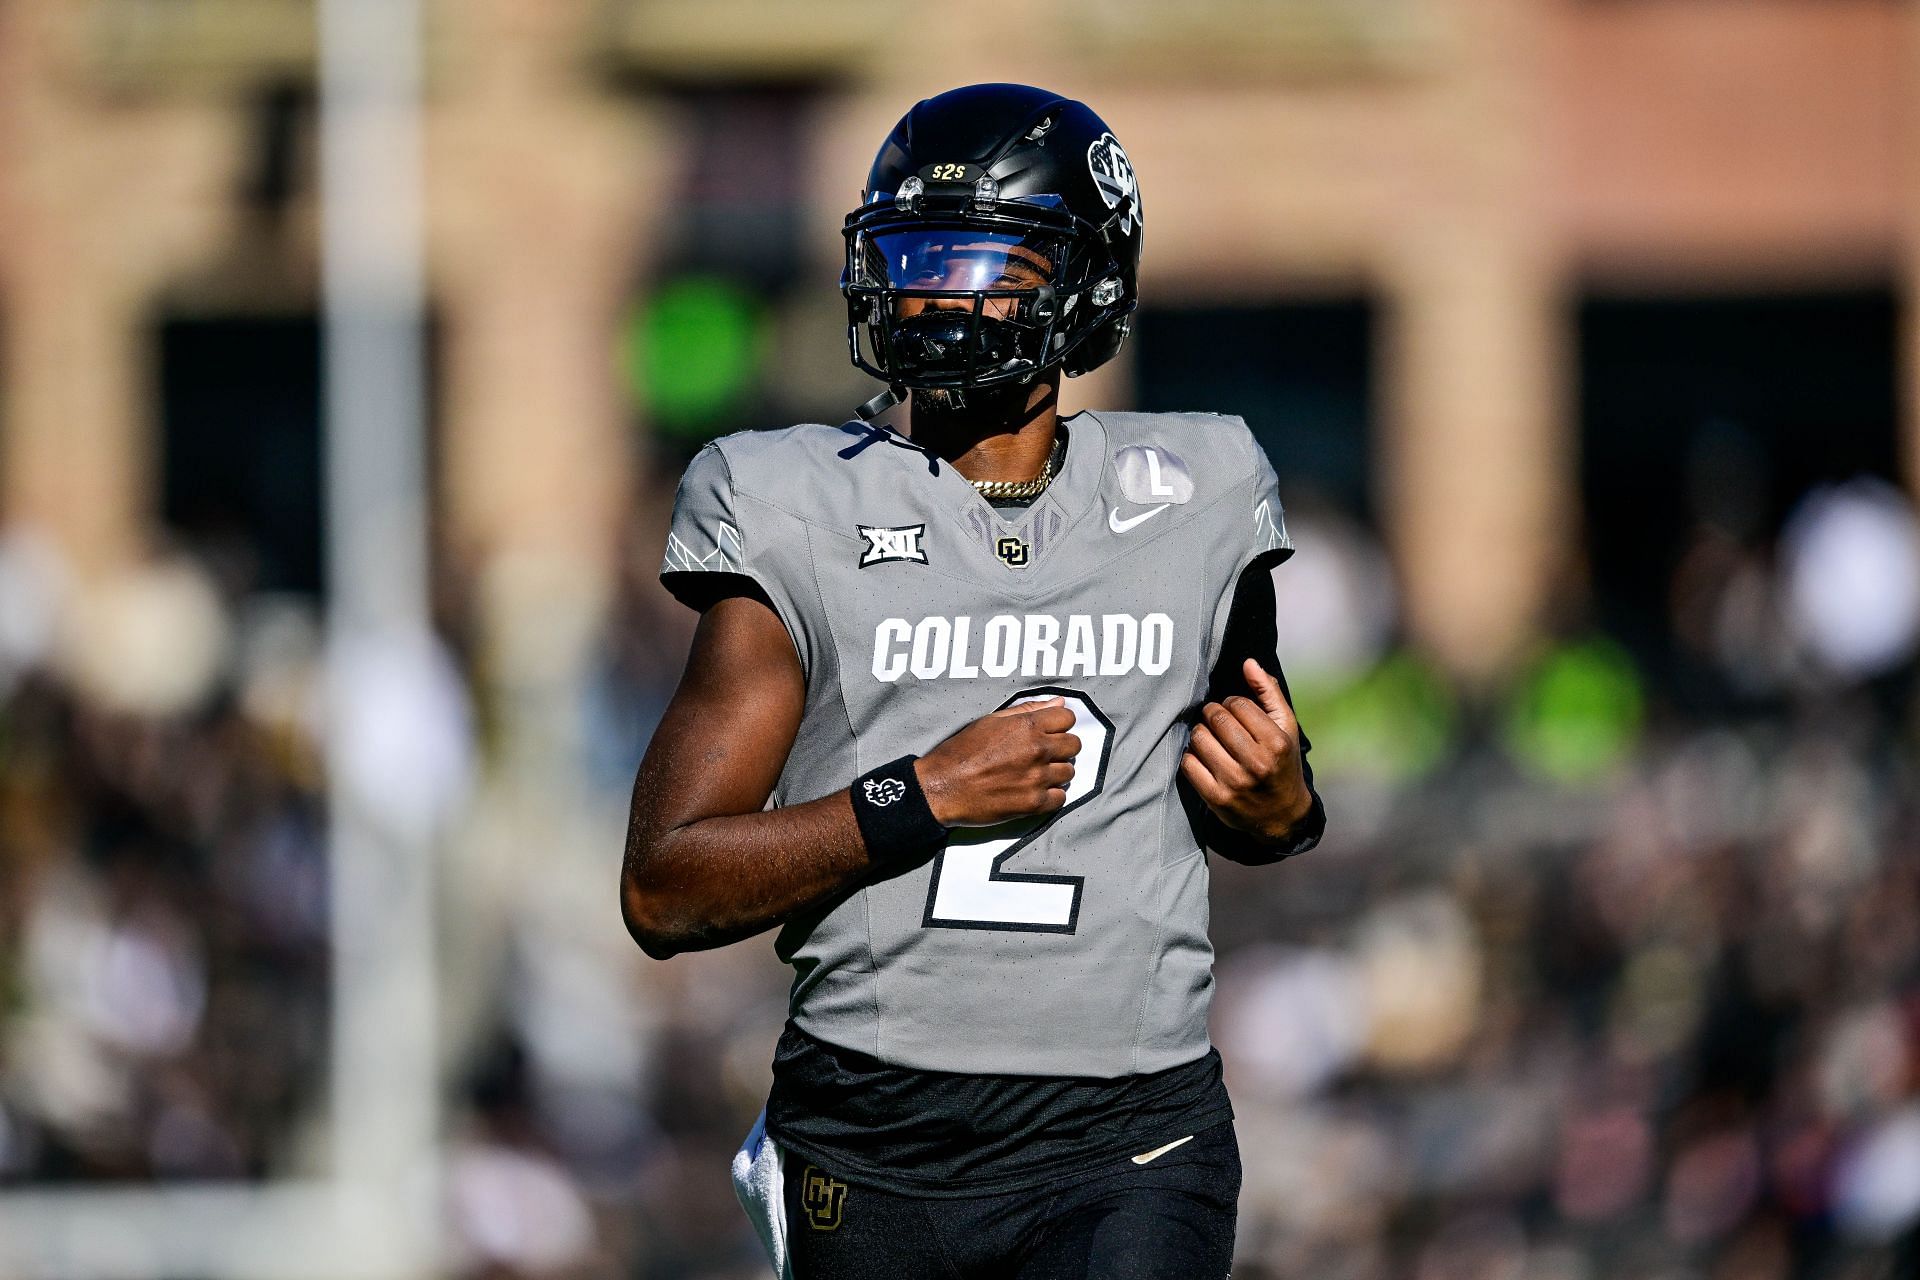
[1781,479,1920,686]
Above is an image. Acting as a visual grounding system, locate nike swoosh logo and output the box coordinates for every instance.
[1108,504,1171,534]
[1131,1135,1195,1165]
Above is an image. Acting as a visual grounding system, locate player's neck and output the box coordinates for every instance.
[907,375,1062,486]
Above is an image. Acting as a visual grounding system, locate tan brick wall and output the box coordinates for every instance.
[0,0,1911,674]
[0,0,248,574]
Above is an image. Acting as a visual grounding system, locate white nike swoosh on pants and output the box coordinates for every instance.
[1108,504,1170,533]
[1131,1134,1195,1165]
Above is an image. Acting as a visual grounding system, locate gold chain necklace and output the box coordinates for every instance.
[969,452,1057,501]
[960,437,1067,502]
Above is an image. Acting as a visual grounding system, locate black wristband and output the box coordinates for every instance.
[850,754,948,864]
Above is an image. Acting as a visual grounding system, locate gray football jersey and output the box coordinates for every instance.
[660,409,1293,1078]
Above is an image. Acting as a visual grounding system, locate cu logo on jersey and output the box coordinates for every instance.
[863,777,906,807]
[1086,132,1140,235]
[858,523,929,568]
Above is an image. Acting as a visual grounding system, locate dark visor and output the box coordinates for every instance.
[851,229,1063,294]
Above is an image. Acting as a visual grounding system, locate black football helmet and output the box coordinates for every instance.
[843,83,1143,414]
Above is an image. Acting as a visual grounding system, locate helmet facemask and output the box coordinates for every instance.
[843,214,1116,396]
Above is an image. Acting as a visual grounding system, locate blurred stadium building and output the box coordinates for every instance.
[0,1,1917,1278]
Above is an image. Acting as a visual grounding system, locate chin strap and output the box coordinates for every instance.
[855,385,906,421]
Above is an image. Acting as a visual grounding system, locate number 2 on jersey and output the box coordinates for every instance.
[922,687,1113,934]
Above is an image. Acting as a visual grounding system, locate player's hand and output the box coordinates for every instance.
[915,698,1082,827]
[1182,659,1314,840]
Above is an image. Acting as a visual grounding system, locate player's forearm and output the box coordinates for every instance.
[621,790,871,959]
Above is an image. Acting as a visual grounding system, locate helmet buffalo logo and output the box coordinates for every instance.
[1086,133,1140,235]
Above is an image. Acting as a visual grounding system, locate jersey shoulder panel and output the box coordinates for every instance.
[1082,409,1261,498]
[663,420,938,612]
[1089,410,1289,568]
[1082,410,1274,514]
[704,421,841,471]
[659,426,846,646]
[707,421,932,529]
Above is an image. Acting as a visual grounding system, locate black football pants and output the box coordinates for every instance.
[781,1120,1239,1280]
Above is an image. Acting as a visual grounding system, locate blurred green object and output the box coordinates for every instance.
[1502,636,1644,783]
[1291,650,1456,782]
[621,276,763,439]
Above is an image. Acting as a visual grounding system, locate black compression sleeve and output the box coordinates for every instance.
[1190,550,1326,864]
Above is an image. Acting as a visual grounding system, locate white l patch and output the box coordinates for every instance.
[858,523,929,568]
[1114,445,1194,506]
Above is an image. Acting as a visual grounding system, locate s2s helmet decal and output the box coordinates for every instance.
[1086,133,1140,236]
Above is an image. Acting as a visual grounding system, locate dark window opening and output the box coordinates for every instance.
[160,314,323,595]
[1578,289,1900,700]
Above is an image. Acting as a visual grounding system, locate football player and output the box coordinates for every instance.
[624,83,1326,1279]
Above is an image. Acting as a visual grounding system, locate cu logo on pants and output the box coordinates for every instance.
[800,1166,847,1231]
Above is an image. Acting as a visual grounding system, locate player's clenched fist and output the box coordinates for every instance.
[915,697,1082,828]
[1182,659,1314,840]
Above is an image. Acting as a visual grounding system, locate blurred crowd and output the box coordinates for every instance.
[0,535,332,1184]
[1210,710,1920,1280]
[2,468,1920,1280]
